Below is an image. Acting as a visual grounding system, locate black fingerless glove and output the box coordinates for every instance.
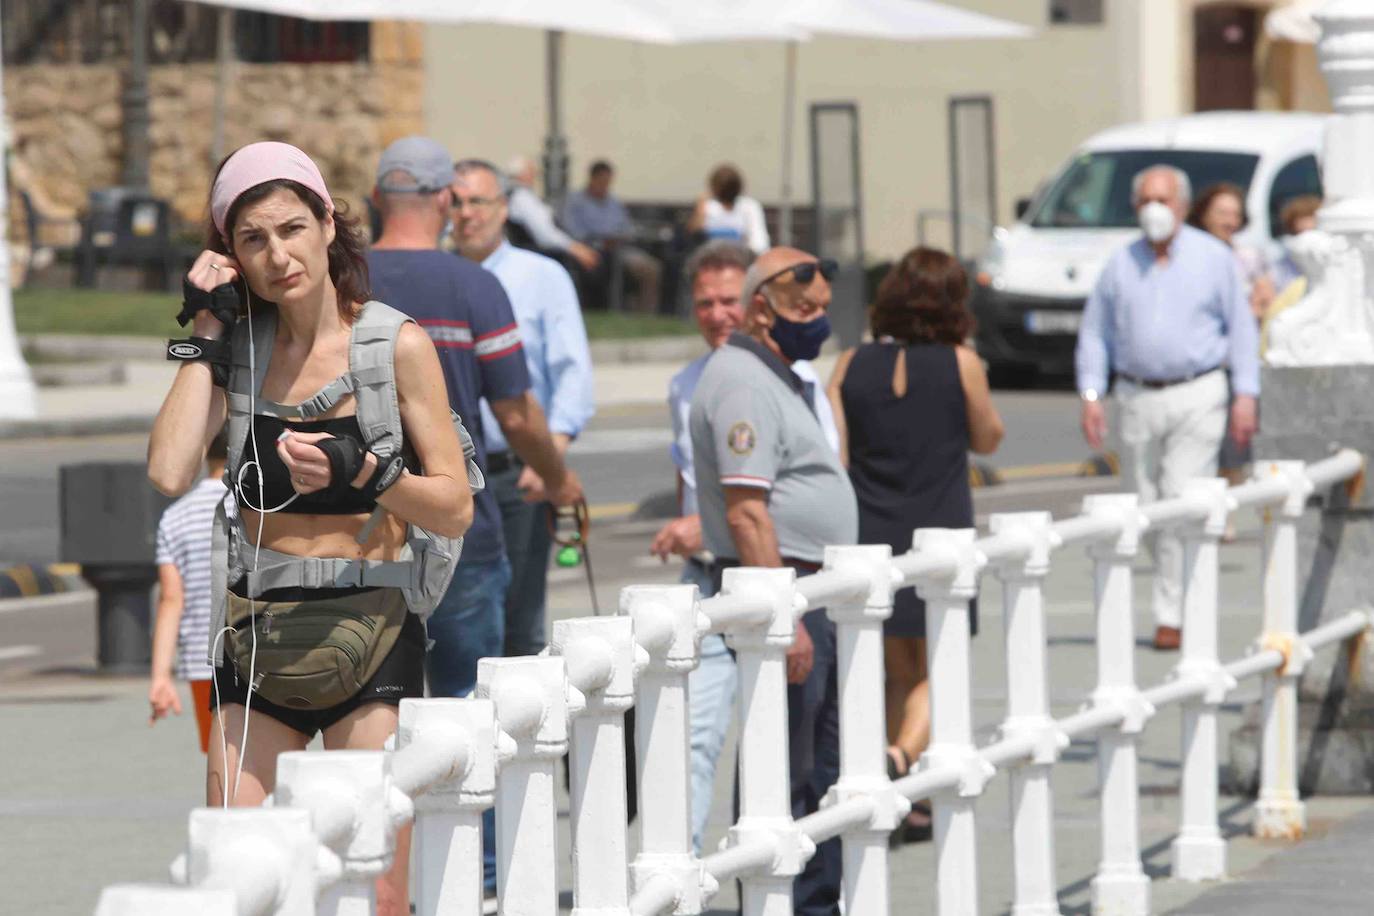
[360,453,407,502]
[316,435,367,498]
[177,278,241,330]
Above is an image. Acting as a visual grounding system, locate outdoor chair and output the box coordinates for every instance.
[76,189,178,291]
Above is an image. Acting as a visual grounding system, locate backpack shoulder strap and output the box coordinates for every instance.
[350,300,411,459]
[224,305,278,479]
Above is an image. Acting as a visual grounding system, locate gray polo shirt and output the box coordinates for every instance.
[689,333,858,564]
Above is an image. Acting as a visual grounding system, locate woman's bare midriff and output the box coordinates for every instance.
[239,507,409,561]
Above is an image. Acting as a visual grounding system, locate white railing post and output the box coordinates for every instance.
[988,512,1068,916]
[479,655,583,916]
[1254,460,1314,839]
[722,567,814,916]
[275,750,413,916]
[396,697,498,916]
[821,544,909,916]
[1083,493,1152,916]
[910,528,993,916]
[1170,477,1236,882]
[172,807,343,916]
[624,583,716,914]
[550,615,642,915]
[96,885,237,915]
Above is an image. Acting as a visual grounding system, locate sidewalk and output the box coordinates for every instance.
[5,512,1374,913]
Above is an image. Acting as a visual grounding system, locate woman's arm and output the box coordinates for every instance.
[148,563,185,722]
[686,194,709,234]
[955,345,1004,455]
[826,347,855,468]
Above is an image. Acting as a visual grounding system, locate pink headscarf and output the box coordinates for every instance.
[211,141,335,241]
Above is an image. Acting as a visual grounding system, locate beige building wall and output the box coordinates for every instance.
[423,1,1133,263]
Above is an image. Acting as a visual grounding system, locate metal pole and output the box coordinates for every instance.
[211,8,234,170]
[1254,461,1310,839]
[1170,478,1232,881]
[1084,494,1150,916]
[778,41,797,246]
[122,0,151,189]
[542,30,569,205]
[0,12,38,420]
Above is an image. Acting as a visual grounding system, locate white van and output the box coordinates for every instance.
[972,111,1325,383]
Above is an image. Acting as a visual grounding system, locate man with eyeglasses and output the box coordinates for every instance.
[450,158,595,661]
[689,246,855,914]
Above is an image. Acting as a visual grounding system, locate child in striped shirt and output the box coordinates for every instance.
[148,434,228,753]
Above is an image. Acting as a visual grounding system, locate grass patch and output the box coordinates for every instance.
[13,287,695,340]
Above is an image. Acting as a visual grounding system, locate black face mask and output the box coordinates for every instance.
[770,311,831,361]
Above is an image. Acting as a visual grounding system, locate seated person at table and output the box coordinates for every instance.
[561,160,662,313]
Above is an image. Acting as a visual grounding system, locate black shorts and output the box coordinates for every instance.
[210,586,426,736]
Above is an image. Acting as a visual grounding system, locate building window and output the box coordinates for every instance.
[0,0,369,65]
[1050,0,1104,25]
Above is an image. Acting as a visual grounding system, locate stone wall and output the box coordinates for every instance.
[4,22,424,241]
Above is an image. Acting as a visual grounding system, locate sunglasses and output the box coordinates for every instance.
[756,258,838,290]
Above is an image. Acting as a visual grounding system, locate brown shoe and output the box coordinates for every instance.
[1153,625,1181,651]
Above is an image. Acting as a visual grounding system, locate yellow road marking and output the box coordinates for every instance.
[588,501,639,521]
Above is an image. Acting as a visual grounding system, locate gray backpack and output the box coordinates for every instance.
[207,300,482,665]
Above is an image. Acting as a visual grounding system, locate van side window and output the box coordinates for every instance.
[1269,155,1322,238]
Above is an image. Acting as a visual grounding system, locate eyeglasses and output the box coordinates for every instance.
[756,258,838,290]
[451,195,503,212]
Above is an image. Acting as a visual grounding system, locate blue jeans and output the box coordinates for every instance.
[424,555,510,891]
[685,561,736,855]
[490,464,555,658]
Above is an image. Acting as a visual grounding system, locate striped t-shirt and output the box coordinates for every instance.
[155,476,228,681]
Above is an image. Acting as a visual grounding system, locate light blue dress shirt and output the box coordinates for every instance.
[670,353,838,516]
[560,190,632,242]
[479,241,595,452]
[1076,225,1260,397]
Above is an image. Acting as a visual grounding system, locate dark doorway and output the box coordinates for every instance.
[1194,4,1259,111]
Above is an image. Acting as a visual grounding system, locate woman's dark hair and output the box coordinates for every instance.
[205,173,370,324]
[1187,182,1248,233]
[870,246,973,345]
[709,164,743,206]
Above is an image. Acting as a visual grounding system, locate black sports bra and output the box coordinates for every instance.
[236,414,407,515]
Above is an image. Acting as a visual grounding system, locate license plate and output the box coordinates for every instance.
[1023,310,1081,334]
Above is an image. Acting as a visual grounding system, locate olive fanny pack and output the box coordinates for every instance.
[225,588,408,710]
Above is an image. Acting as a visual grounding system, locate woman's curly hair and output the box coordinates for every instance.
[870,246,974,345]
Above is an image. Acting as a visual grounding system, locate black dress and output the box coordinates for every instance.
[840,341,976,637]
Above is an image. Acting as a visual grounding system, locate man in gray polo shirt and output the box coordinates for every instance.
[690,245,857,915]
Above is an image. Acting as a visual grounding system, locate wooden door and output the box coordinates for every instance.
[1194,4,1259,111]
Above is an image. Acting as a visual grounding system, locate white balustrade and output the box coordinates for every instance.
[98,449,1374,916]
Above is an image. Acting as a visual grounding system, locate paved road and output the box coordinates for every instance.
[0,389,1094,566]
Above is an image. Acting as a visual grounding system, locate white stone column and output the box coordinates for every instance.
[396,697,499,916]
[1254,461,1315,839]
[1170,478,1236,882]
[988,512,1066,916]
[174,807,342,916]
[0,17,38,420]
[625,583,717,914]
[274,750,412,916]
[1083,493,1152,916]
[479,656,582,916]
[821,545,908,916]
[722,567,813,916]
[910,528,992,916]
[550,615,642,916]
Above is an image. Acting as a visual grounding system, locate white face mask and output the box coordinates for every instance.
[1138,201,1176,243]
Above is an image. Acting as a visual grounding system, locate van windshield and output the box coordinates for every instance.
[1028,150,1260,229]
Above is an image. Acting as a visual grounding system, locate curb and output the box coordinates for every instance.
[0,563,82,599]
[0,414,155,441]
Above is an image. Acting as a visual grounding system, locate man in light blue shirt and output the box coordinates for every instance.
[561,159,663,313]
[650,241,840,856]
[1076,164,1259,650]
[452,158,596,658]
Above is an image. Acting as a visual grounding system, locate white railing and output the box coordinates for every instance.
[96,450,1370,916]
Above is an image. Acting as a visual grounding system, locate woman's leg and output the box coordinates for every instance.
[884,637,930,767]
[206,702,310,807]
[325,702,407,916]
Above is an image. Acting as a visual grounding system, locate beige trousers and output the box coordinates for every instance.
[1116,370,1230,629]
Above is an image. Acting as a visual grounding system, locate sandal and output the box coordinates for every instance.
[885,746,911,782]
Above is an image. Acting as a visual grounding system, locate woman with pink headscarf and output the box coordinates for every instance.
[148,142,472,914]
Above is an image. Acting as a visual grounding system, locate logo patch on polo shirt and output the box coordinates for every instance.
[727,421,756,455]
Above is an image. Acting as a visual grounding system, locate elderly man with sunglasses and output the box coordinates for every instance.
[689,246,855,915]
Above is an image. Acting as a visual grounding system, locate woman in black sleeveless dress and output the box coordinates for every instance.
[827,247,1003,804]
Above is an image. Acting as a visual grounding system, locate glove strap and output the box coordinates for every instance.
[360,453,407,502]
[166,337,230,388]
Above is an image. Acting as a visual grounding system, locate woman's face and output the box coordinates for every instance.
[1201,192,1244,245]
[229,187,335,308]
